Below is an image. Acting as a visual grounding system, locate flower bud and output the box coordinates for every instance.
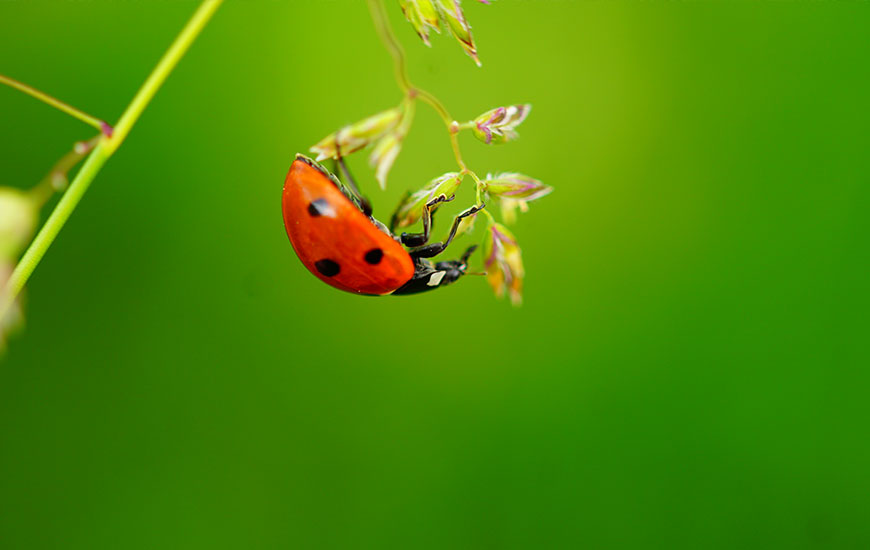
[390,172,462,230]
[499,198,525,225]
[1,262,24,353]
[310,107,402,161]
[368,100,415,189]
[400,0,441,46]
[484,172,551,201]
[471,104,531,145]
[455,211,477,237]
[482,221,524,305]
[0,188,39,261]
[435,0,481,66]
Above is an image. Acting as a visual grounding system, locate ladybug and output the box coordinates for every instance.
[282,154,482,296]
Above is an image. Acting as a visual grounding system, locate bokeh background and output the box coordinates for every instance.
[1,1,868,547]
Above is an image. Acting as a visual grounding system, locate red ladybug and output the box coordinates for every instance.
[282,154,481,296]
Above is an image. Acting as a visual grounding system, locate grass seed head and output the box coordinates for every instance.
[482,221,524,305]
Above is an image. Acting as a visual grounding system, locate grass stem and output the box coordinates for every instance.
[0,0,223,320]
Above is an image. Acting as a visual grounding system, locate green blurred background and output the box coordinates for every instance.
[1,1,868,547]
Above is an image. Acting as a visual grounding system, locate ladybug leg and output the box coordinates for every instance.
[399,195,454,247]
[333,150,373,217]
[409,203,485,259]
[460,244,478,264]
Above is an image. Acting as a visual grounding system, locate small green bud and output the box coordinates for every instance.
[482,172,551,224]
[484,172,551,201]
[390,172,462,230]
[1,262,24,353]
[435,0,481,66]
[454,210,477,237]
[0,187,39,261]
[482,221,524,305]
[310,107,403,161]
[0,187,38,353]
[471,104,531,145]
[400,0,441,46]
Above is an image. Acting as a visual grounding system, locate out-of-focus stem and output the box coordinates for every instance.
[366,0,412,94]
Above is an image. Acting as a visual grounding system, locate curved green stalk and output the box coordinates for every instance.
[367,0,468,171]
[0,0,223,319]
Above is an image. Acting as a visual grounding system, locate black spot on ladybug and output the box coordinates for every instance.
[307,198,333,217]
[364,248,383,265]
[315,259,340,277]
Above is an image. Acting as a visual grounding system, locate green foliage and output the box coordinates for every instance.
[1,1,869,548]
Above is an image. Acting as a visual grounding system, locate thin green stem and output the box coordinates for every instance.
[366,0,412,94]
[414,88,452,122]
[1,0,223,319]
[416,89,467,171]
[367,0,468,170]
[467,170,487,206]
[28,135,101,207]
[0,74,111,135]
[105,0,222,155]
[3,147,111,309]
